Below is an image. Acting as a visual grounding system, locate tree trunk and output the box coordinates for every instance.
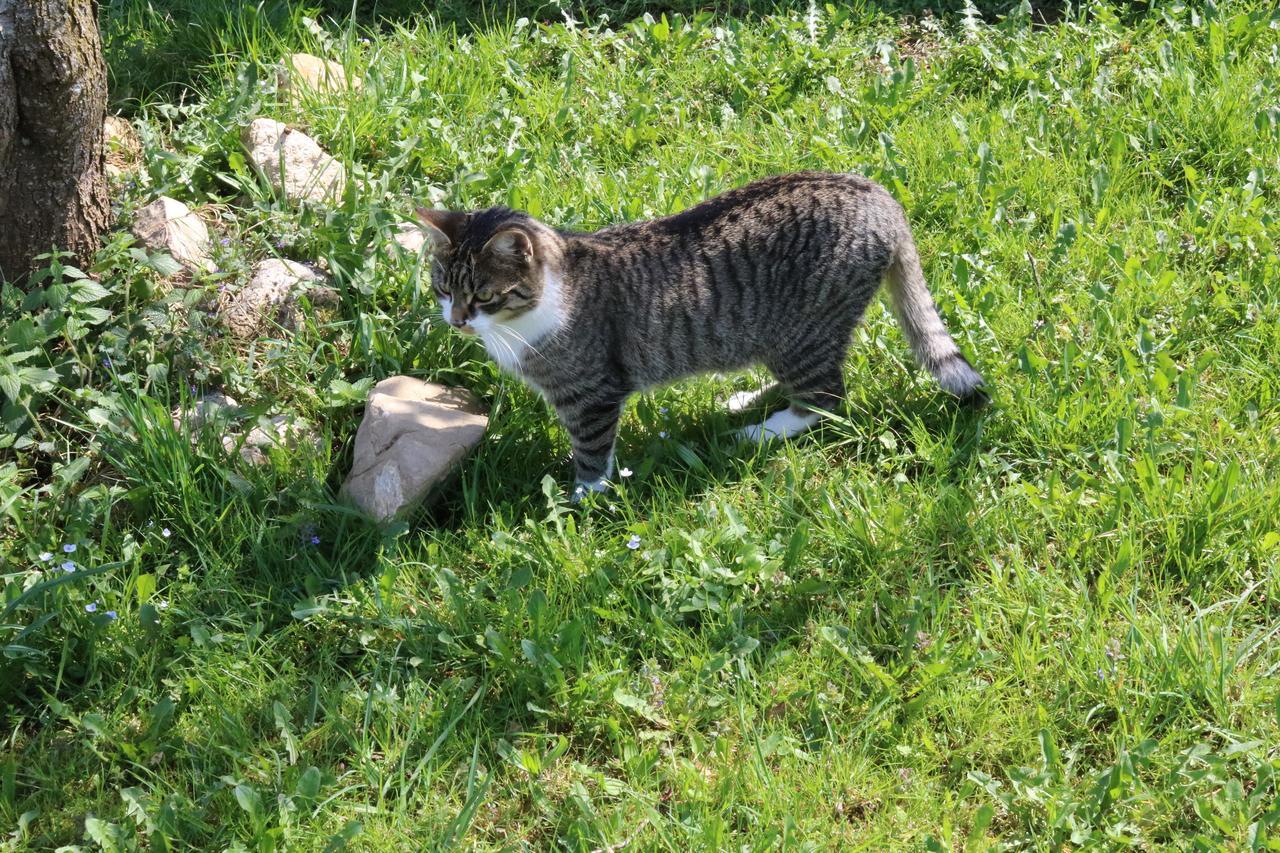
[0,0,109,283]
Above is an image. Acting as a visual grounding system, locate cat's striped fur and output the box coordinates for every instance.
[417,171,984,495]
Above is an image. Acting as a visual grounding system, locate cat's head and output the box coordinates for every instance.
[415,207,551,336]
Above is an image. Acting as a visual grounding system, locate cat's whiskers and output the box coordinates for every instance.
[496,332,520,370]
[495,321,554,365]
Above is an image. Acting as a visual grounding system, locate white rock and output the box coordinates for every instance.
[171,392,239,431]
[219,258,338,339]
[277,53,362,100]
[342,377,488,521]
[223,414,319,465]
[241,118,346,205]
[131,197,214,272]
[392,221,427,254]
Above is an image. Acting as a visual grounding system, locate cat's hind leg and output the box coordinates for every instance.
[735,353,845,445]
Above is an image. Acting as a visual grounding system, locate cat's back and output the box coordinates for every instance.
[593,171,895,247]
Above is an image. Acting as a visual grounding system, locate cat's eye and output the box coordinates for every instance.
[474,289,499,303]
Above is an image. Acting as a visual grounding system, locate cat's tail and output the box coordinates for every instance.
[884,230,986,402]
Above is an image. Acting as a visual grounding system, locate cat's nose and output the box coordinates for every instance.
[448,304,476,334]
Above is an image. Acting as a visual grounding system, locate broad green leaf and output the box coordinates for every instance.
[233,783,261,817]
[135,573,156,604]
[70,279,112,303]
[148,254,184,277]
[296,766,322,800]
[0,372,21,402]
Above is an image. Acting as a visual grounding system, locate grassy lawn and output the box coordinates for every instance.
[4,1,1280,848]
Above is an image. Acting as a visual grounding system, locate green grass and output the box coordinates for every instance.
[4,1,1280,848]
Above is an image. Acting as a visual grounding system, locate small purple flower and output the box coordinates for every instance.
[626,534,641,550]
[61,561,76,573]
[1095,668,1106,680]
[105,611,118,620]
[659,431,669,439]
[310,535,321,546]
[220,237,230,246]
[161,528,171,538]
[85,602,98,613]
[39,551,53,562]
[275,239,288,249]
[659,407,669,416]
[102,356,113,369]
[63,543,77,554]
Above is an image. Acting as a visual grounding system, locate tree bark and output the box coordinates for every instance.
[0,0,109,283]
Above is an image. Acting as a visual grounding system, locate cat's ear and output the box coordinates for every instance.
[414,208,467,253]
[481,228,535,264]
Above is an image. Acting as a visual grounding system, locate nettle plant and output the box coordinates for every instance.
[1,244,211,452]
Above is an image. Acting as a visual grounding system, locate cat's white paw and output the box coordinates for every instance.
[734,408,822,445]
[725,383,778,414]
[571,477,610,503]
[726,389,761,414]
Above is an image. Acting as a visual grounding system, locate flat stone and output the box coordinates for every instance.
[241,118,346,205]
[277,53,362,101]
[342,377,488,521]
[219,258,338,339]
[131,197,214,272]
[392,221,427,254]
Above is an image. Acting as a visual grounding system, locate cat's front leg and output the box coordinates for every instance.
[554,394,625,500]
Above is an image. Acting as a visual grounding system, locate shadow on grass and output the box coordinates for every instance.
[660,382,991,496]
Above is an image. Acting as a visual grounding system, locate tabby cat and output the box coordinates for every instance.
[416,171,984,496]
